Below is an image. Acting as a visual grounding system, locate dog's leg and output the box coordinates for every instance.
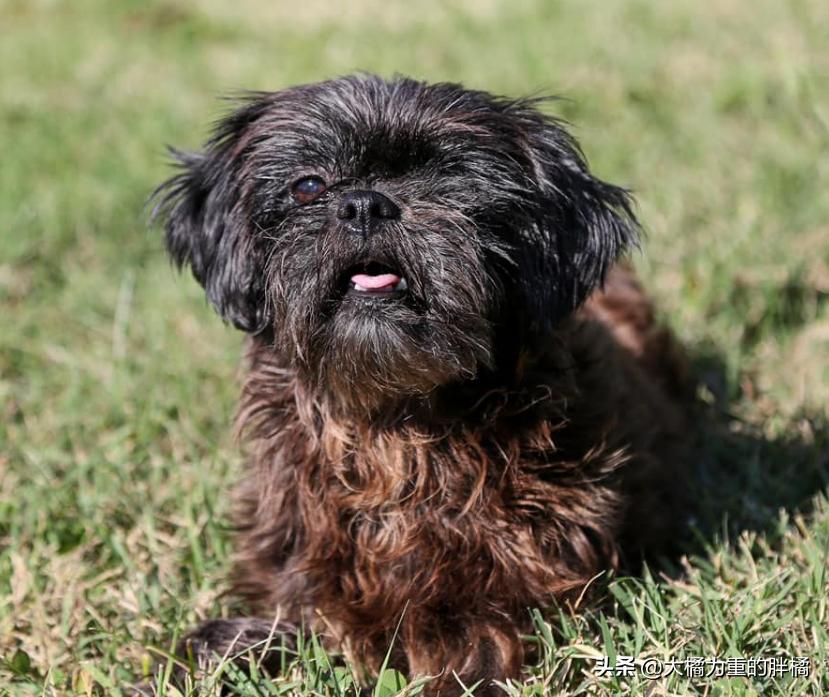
[176,617,298,672]
[404,619,524,697]
[134,618,299,694]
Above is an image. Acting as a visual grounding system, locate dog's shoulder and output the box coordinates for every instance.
[575,263,691,400]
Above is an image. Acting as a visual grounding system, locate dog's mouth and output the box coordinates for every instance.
[341,260,408,299]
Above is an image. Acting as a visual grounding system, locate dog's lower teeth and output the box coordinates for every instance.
[394,278,408,291]
[354,283,369,292]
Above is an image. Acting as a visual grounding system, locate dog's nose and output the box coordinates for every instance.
[336,190,400,233]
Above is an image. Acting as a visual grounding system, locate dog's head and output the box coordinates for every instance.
[155,74,638,412]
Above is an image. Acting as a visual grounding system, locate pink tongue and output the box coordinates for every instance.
[351,273,401,291]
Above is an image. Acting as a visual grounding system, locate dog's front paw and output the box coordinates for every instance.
[177,617,298,673]
[138,617,299,693]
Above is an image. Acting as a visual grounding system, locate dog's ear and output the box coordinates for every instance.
[152,97,273,333]
[514,104,640,336]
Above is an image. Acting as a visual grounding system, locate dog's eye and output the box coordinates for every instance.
[291,176,327,204]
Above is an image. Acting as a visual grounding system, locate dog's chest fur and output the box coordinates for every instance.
[226,267,687,677]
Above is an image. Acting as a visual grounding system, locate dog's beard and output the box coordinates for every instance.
[268,206,501,414]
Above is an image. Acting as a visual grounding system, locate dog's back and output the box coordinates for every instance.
[577,263,691,559]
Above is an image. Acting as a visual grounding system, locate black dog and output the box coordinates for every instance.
[153,74,687,695]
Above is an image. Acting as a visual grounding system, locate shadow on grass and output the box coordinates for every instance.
[661,342,829,572]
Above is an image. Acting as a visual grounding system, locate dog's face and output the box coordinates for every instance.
[156,74,638,412]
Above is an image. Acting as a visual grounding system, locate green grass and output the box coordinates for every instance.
[1,0,828,694]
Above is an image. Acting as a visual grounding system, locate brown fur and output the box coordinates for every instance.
[215,263,688,694]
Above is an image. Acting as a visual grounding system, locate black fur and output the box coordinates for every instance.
[153,73,638,411]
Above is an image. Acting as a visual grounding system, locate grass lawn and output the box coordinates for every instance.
[2,0,828,694]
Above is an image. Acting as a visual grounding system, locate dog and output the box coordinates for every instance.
[153,73,689,695]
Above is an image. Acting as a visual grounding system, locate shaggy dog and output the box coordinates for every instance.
[153,74,688,695]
